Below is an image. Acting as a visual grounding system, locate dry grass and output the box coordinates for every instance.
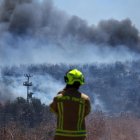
[0,112,140,140]
[86,112,140,140]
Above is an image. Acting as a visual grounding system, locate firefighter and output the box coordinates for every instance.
[50,69,91,140]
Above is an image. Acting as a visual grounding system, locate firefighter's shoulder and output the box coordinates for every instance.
[55,90,64,99]
[81,93,90,100]
[57,90,64,95]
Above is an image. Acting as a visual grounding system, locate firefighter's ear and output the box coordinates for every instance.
[64,76,68,83]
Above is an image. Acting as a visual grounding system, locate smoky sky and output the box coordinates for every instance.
[0,0,140,65]
[1,0,140,111]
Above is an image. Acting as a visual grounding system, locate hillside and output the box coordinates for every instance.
[1,61,140,139]
[0,61,140,114]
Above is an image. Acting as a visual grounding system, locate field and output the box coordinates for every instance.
[0,111,140,140]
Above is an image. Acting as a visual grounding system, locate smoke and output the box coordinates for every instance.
[31,75,64,104]
[0,82,14,103]
[0,75,24,102]
[0,0,140,66]
[1,0,140,111]
[0,72,64,104]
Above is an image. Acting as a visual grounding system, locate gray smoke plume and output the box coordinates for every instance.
[1,0,140,112]
[0,0,140,66]
[63,16,140,47]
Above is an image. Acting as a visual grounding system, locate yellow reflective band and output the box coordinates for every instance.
[57,96,71,101]
[77,104,82,130]
[57,96,85,104]
[77,103,85,130]
[72,97,85,104]
[60,102,64,129]
[56,129,87,137]
[56,129,86,133]
[79,104,85,130]
[57,103,61,129]
[55,133,87,137]
[57,102,64,129]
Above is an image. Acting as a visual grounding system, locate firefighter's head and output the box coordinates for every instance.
[64,69,85,88]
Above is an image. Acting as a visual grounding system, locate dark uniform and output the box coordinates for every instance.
[50,87,91,140]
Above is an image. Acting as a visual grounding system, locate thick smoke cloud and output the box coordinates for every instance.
[0,0,67,37]
[0,0,140,65]
[63,16,140,48]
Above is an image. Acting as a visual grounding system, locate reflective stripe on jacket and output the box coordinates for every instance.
[50,88,91,137]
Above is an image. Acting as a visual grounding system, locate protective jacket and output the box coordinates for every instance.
[50,87,91,140]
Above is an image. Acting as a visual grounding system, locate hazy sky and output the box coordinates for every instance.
[54,0,140,29]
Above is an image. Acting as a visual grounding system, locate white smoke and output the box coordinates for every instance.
[0,33,140,66]
[94,94,106,111]
[0,73,64,104]
[0,82,15,102]
[31,74,64,104]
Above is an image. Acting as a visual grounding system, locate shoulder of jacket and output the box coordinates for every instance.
[56,93,63,97]
[81,93,89,100]
[57,89,65,95]
[55,91,63,99]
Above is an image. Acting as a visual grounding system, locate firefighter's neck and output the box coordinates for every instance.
[65,84,80,90]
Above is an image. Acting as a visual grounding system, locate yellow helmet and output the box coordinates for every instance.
[64,69,85,85]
